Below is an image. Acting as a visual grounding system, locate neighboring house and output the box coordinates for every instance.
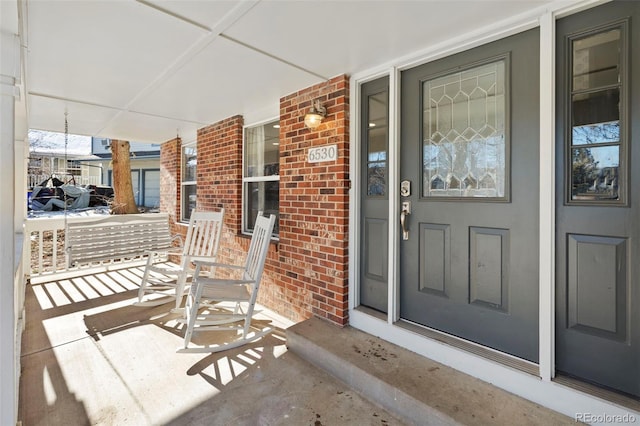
[86,138,161,209]
[27,151,90,187]
[27,130,101,188]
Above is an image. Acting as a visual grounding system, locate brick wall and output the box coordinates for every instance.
[195,116,259,283]
[278,75,350,325]
[160,75,350,327]
[197,116,243,231]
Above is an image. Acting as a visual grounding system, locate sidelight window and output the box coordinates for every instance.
[366,90,388,196]
[568,26,625,203]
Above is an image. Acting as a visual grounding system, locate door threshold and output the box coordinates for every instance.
[396,319,540,377]
[553,375,640,412]
[354,305,388,321]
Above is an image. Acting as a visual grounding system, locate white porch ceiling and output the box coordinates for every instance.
[10,0,556,143]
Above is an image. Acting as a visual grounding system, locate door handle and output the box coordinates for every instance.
[400,201,411,240]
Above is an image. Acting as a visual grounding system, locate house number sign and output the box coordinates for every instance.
[307,144,338,163]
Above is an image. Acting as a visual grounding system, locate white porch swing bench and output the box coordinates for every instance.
[65,213,178,269]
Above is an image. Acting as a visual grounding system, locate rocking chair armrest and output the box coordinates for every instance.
[185,255,220,264]
[194,277,256,287]
[144,246,183,257]
[192,259,245,270]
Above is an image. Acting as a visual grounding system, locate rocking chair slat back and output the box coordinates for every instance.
[135,209,225,310]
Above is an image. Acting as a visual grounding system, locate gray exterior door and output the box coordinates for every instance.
[359,77,389,313]
[555,1,640,397]
[399,29,540,362]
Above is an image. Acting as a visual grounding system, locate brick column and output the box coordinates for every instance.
[195,116,256,279]
[160,137,181,235]
[279,75,350,325]
[197,115,243,232]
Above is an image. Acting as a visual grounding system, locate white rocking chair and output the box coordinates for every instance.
[135,209,224,312]
[177,212,276,353]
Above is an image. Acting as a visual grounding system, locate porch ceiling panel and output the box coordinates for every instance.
[223,1,552,78]
[26,0,206,115]
[28,95,121,138]
[129,36,321,126]
[98,110,202,144]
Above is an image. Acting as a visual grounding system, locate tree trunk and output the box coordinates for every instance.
[111,140,138,214]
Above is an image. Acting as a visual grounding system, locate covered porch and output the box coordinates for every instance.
[4,0,640,425]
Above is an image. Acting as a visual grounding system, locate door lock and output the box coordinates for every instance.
[401,180,411,197]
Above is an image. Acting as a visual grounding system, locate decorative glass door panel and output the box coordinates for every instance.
[423,59,507,199]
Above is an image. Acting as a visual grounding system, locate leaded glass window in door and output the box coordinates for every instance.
[422,58,507,199]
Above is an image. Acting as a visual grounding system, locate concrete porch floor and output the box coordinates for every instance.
[19,266,574,425]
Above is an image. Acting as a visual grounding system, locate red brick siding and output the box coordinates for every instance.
[196,115,255,277]
[278,75,350,325]
[160,75,350,327]
[197,116,243,232]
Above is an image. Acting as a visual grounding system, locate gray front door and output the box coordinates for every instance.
[555,1,640,397]
[400,29,540,362]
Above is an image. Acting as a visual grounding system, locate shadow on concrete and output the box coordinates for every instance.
[20,266,378,426]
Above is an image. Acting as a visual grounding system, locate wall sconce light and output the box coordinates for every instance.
[304,100,326,129]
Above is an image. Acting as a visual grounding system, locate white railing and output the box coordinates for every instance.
[25,215,86,282]
[24,215,73,281]
[23,213,168,283]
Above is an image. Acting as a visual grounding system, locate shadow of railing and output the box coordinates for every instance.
[20,265,287,425]
[28,266,146,320]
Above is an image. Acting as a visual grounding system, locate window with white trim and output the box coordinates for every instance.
[181,142,197,222]
[243,119,280,236]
